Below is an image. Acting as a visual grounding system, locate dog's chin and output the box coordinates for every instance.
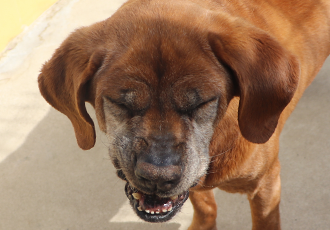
[124,183,189,223]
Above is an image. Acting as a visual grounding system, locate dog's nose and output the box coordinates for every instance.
[134,135,183,192]
[135,160,182,191]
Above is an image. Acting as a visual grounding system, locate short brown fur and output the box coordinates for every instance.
[38,0,330,229]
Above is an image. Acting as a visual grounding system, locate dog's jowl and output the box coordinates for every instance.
[38,0,330,229]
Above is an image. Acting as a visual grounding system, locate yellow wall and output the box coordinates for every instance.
[0,0,57,52]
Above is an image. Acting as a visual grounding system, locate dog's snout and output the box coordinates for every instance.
[134,135,183,192]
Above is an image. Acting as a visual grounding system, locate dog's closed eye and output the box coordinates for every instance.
[104,89,150,118]
[174,88,219,122]
[104,96,133,120]
[180,97,218,119]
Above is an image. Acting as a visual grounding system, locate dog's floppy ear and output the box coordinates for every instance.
[38,27,106,150]
[209,23,299,143]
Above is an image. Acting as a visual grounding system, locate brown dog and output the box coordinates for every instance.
[38,0,330,229]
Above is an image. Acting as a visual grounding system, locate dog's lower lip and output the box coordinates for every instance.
[125,183,189,222]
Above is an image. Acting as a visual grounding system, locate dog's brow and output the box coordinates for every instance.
[105,89,150,112]
[174,88,218,111]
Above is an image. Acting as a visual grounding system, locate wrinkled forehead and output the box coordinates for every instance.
[94,11,230,107]
[99,1,224,89]
[98,41,224,107]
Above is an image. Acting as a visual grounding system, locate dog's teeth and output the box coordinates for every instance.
[137,206,142,211]
[156,211,160,214]
[145,210,150,213]
[151,211,154,214]
[162,209,167,213]
[132,193,141,200]
[168,206,172,211]
[170,195,178,200]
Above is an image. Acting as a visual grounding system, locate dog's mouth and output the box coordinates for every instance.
[125,183,189,222]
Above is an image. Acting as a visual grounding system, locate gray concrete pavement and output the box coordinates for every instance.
[0,0,329,229]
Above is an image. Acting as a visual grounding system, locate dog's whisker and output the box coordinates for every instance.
[206,171,219,175]
[100,136,110,148]
[194,181,216,188]
[102,156,111,161]
[208,129,239,163]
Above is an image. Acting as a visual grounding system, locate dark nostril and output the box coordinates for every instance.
[158,178,180,191]
[136,174,150,183]
[135,166,154,186]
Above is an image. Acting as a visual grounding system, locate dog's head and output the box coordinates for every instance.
[38,1,299,223]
